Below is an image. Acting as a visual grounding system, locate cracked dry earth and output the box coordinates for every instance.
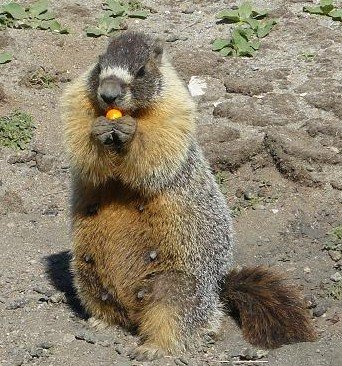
[0,0,341,365]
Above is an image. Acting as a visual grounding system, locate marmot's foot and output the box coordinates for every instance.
[87,316,109,330]
[91,115,137,150]
[129,344,165,361]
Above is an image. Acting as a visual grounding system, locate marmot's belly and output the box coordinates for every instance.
[72,199,181,319]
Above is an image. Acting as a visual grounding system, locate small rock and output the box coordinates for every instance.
[38,341,54,350]
[6,298,29,310]
[165,34,179,42]
[188,76,207,97]
[181,7,195,14]
[175,357,189,365]
[303,267,311,274]
[33,286,54,297]
[243,191,255,200]
[49,292,65,303]
[235,188,244,198]
[329,250,342,262]
[29,347,45,358]
[331,180,342,190]
[115,345,124,355]
[304,294,318,309]
[98,340,111,347]
[253,204,266,210]
[313,304,327,317]
[62,333,75,343]
[0,191,26,215]
[42,204,59,216]
[35,153,55,173]
[330,272,342,282]
[8,151,36,164]
[75,331,96,344]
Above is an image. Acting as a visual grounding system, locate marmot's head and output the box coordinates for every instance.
[89,32,164,113]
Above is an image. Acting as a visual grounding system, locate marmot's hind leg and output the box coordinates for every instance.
[130,271,218,361]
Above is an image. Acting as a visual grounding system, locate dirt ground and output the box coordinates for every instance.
[0,0,341,365]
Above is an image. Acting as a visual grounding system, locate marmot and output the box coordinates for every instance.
[61,32,316,361]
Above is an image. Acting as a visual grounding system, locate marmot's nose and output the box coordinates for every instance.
[100,92,119,104]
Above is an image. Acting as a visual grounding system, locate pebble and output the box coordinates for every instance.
[303,267,311,274]
[304,294,318,309]
[33,286,50,297]
[29,347,45,358]
[75,331,96,344]
[330,272,342,282]
[181,7,195,14]
[42,204,59,216]
[329,250,342,262]
[62,333,75,343]
[6,298,29,310]
[49,292,65,303]
[243,191,255,200]
[166,34,179,42]
[331,180,342,190]
[115,345,124,355]
[175,358,189,365]
[313,304,327,317]
[253,204,266,210]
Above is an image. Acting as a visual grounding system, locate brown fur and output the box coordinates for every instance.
[62,34,316,360]
[221,266,317,348]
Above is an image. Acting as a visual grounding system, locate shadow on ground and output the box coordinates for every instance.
[45,250,86,318]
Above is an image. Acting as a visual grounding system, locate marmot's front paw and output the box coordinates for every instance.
[91,115,137,151]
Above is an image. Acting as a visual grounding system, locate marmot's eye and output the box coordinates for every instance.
[136,66,145,78]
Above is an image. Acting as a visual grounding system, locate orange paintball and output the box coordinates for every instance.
[106,109,123,120]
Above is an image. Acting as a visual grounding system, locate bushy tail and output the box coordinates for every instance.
[220,266,317,349]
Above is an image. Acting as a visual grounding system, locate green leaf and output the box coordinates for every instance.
[127,10,148,19]
[238,27,254,40]
[238,2,252,20]
[105,17,123,32]
[0,52,12,64]
[85,26,104,37]
[1,2,27,20]
[37,19,50,29]
[104,0,125,16]
[320,0,333,6]
[216,9,240,22]
[219,47,233,56]
[48,20,69,34]
[251,9,268,19]
[29,0,49,17]
[250,39,260,50]
[257,20,276,38]
[35,11,54,20]
[328,9,342,20]
[212,38,230,51]
[321,4,334,14]
[303,6,324,15]
[246,17,259,30]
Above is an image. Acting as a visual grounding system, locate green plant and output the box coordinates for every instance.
[0,51,12,64]
[300,50,315,62]
[327,282,342,300]
[0,110,35,150]
[323,226,342,252]
[85,0,148,37]
[21,66,58,88]
[304,0,342,21]
[0,0,69,33]
[213,2,276,57]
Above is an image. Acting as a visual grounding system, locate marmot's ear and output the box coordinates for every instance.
[152,39,164,64]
